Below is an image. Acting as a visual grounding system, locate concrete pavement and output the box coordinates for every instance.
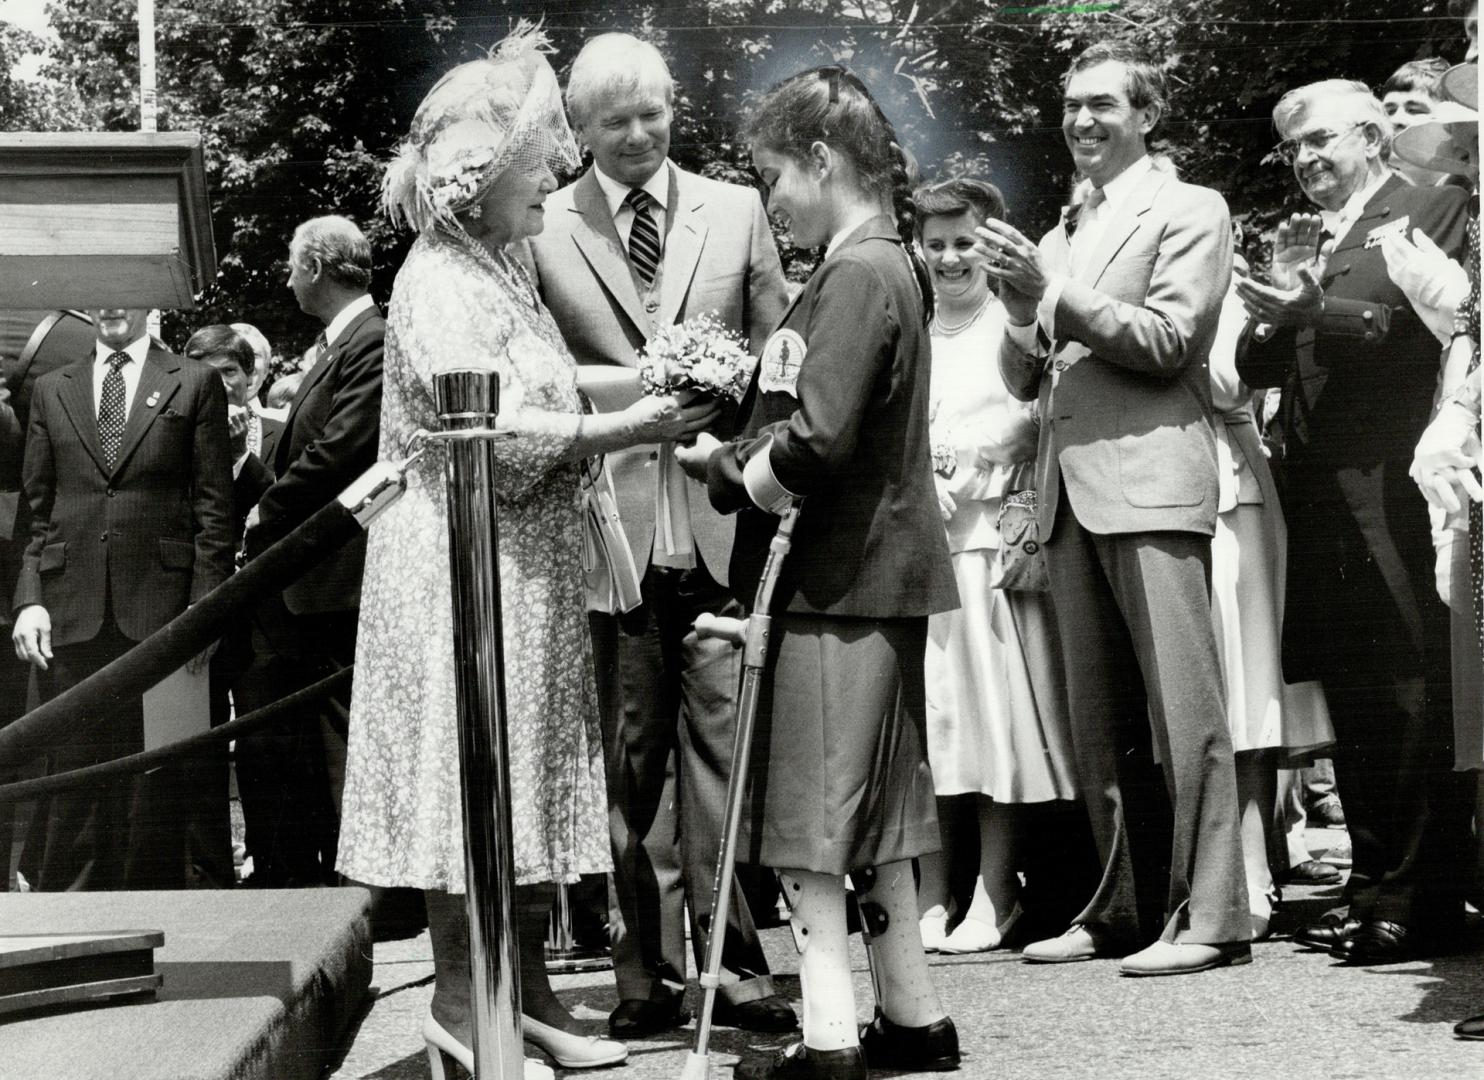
[326,829,1484,1080]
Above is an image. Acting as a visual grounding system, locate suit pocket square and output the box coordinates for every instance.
[159,407,184,418]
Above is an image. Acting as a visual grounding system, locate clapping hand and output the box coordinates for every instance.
[974,218,1048,325]
[1235,212,1326,328]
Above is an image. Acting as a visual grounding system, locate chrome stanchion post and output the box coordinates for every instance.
[435,369,523,1080]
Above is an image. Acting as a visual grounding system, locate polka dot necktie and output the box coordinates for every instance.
[98,350,129,470]
[1458,204,1481,656]
[625,188,661,289]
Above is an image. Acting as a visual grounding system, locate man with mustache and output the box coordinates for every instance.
[1237,79,1471,964]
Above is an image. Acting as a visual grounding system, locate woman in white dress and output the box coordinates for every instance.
[340,28,717,1079]
[913,179,1078,953]
[1208,251,1335,937]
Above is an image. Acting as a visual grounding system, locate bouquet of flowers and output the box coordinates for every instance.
[638,312,753,403]
[637,313,754,561]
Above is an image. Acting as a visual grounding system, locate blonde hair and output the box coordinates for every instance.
[566,33,674,128]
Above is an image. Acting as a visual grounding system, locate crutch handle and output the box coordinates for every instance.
[694,612,747,645]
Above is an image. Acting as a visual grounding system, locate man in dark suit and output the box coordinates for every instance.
[527,33,793,1035]
[1,310,98,888]
[238,215,383,888]
[986,42,1248,976]
[10,307,235,890]
[1237,79,1471,964]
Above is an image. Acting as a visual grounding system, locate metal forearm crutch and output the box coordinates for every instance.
[681,501,802,1080]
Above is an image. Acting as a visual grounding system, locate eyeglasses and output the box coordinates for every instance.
[1273,122,1367,166]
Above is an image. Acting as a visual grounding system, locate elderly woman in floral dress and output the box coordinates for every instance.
[335,27,717,1079]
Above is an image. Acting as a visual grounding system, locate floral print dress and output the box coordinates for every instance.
[338,228,611,891]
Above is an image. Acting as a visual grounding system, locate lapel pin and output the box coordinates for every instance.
[146,392,160,408]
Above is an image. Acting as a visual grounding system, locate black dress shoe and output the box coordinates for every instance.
[735,1042,867,1080]
[1332,919,1433,964]
[1455,1013,1484,1040]
[1293,911,1359,951]
[712,993,799,1032]
[1278,859,1343,886]
[608,997,690,1037]
[858,1013,960,1071]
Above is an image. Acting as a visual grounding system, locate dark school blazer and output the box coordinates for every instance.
[708,216,957,619]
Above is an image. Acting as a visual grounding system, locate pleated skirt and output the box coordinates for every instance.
[739,613,940,875]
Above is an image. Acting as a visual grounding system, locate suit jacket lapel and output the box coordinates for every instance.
[658,167,708,328]
[569,169,650,336]
[56,357,108,475]
[113,350,182,476]
[1079,169,1168,287]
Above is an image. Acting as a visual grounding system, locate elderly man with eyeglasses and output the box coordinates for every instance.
[1236,78,1473,966]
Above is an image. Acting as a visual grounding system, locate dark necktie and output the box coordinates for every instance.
[311,330,329,367]
[99,350,129,469]
[625,188,661,289]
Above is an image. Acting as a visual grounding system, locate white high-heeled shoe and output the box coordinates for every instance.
[937,902,1023,954]
[423,1011,555,1080]
[523,1013,628,1068]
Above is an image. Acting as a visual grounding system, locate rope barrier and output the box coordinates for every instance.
[0,666,352,804]
[0,497,364,770]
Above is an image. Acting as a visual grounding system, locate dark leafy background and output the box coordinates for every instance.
[1,1,1468,375]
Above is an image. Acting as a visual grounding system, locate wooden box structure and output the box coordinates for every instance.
[0,132,215,310]
[0,930,163,1016]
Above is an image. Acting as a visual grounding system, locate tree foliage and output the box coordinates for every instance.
[28,0,1473,350]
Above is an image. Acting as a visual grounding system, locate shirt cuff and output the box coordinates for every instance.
[1005,318,1040,353]
[741,436,799,515]
[1037,272,1068,341]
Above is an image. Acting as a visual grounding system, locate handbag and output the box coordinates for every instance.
[580,457,643,614]
[991,467,1049,593]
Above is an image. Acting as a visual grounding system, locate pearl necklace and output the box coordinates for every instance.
[932,293,992,337]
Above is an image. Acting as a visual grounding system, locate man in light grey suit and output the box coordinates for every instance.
[526,33,793,1036]
[979,42,1249,976]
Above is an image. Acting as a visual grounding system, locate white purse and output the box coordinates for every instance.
[580,457,642,614]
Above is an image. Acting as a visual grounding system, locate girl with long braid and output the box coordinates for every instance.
[676,67,960,1079]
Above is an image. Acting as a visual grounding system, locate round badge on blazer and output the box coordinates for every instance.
[758,328,806,396]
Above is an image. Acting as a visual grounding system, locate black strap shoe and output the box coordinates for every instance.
[858,1013,961,1071]
[735,1042,868,1080]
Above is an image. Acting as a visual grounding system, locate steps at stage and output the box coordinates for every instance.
[1,888,372,1080]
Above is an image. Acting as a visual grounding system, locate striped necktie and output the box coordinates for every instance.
[99,350,129,469]
[625,188,661,289]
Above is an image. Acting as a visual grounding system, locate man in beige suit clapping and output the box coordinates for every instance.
[526,32,793,1038]
[982,42,1248,977]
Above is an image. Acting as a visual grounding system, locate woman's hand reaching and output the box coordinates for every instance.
[624,392,721,443]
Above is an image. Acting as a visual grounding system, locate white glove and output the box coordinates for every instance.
[1381,228,1470,344]
[1411,400,1484,513]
